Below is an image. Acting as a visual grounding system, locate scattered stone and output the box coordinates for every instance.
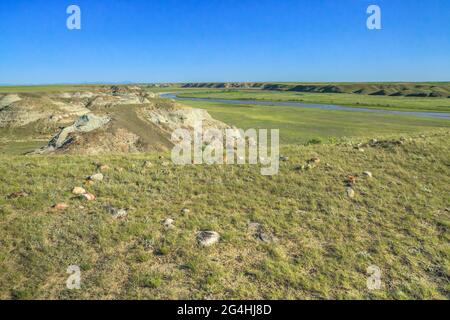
[88,173,104,182]
[197,231,220,247]
[363,171,373,178]
[181,208,190,215]
[143,160,153,168]
[105,205,128,219]
[279,155,289,162]
[369,139,404,148]
[80,192,96,201]
[53,203,69,210]
[162,218,175,229]
[346,175,357,185]
[72,187,86,195]
[307,157,321,164]
[257,232,277,243]
[7,191,29,199]
[346,187,355,198]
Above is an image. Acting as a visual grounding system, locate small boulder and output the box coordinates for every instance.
[346,187,355,198]
[257,232,277,243]
[307,157,321,164]
[197,231,220,247]
[181,208,190,215]
[88,173,104,182]
[346,175,357,185]
[162,218,175,229]
[53,203,69,210]
[105,205,128,219]
[80,193,96,201]
[363,171,373,178]
[72,187,86,195]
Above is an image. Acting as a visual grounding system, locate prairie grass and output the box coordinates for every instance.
[0,130,448,299]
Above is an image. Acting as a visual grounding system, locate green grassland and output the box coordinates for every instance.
[0,84,108,93]
[2,99,449,155]
[177,90,450,113]
[0,131,449,299]
[0,84,449,300]
[180,100,450,145]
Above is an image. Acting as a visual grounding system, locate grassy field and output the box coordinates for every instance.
[0,85,109,93]
[2,98,448,155]
[0,84,449,300]
[180,100,450,145]
[177,90,450,113]
[0,131,449,299]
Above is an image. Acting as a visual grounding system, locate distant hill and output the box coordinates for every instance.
[175,82,450,98]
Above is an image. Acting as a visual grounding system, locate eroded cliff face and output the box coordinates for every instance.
[8,86,234,155]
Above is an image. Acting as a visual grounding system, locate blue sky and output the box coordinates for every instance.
[0,0,449,84]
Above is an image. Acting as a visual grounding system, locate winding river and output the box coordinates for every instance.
[160,93,450,120]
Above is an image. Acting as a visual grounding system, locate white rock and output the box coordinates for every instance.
[197,231,220,247]
[89,173,104,181]
[162,218,175,228]
[72,187,86,195]
[363,171,373,178]
[346,187,355,198]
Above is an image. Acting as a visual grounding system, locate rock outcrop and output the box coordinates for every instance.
[21,86,236,155]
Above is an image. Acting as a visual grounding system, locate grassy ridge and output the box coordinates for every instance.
[0,131,448,299]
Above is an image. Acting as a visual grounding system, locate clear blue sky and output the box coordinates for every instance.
[0,0,449,84]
